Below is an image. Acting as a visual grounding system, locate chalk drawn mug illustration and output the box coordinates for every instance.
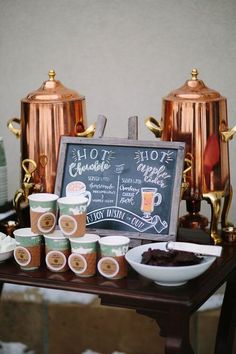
[66,181,91,206]
[140,187,162,219]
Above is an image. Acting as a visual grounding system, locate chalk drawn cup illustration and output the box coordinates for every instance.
[44,230,70,273]
[140,187,162,219]
[66,181,91,206]
[28,193,59,234]
[58,196,89,238]
[68,233,100,277]
[97,236,130,279]
[13,228,43,271]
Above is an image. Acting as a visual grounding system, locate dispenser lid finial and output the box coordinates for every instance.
[48,69,56,81]
[191,68,199,81]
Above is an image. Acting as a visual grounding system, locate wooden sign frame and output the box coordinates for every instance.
[55,134,185,242]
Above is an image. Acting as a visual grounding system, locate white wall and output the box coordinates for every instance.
[1,0,236,223]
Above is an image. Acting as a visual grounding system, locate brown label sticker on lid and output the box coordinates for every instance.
[46,251,67,271]
[97,257,119,278]
[59,215,77,235]
[14,246,31,266]
[69,254,87,274]
[38,212,56,233]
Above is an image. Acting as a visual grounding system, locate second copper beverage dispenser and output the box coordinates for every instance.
[8,70,89,194]
[146,69,236,244]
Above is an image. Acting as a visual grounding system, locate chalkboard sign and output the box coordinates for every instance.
[55,137,185,241]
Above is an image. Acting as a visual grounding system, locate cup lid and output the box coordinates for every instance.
[69,233,100,243]
[99,235,130,246]
[58,196,88,205]
[43,229,65,239]
[28,193,59,202]
[13,227,41,237]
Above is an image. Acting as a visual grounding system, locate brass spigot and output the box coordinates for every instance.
[181,156,192,199]
[14,159,42,226]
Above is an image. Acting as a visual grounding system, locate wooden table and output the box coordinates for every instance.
[214,267,236,354]
[0,229,235,354]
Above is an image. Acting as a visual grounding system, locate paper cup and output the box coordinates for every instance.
[68,233,100,277]
[28,193,58,234]
[97,236,130,279]
[13,228,43,271]
[58,196,88,238]
[44,230,70,272]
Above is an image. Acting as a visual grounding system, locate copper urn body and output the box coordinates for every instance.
[8,70,87,193]
[146,69,235,244]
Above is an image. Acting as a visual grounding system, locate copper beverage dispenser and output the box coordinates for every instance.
[146,69,235,244]
[8,70,91,194]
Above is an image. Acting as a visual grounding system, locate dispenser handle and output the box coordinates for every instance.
[145,116,163,138]
[7,118,21,138]
[221,125,236,142]
[76,122,96,137]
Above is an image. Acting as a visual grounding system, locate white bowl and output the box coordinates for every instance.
[0,249,14,263]
[125,242,216,286]
[0,233,16,262]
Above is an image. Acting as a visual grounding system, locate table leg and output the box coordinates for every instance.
[138,308,194,354]
[214,277,236,354]
[0,282,3,297]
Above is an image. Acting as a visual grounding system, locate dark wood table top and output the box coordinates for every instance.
[0,232,235,314]
[1,228,235,354]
